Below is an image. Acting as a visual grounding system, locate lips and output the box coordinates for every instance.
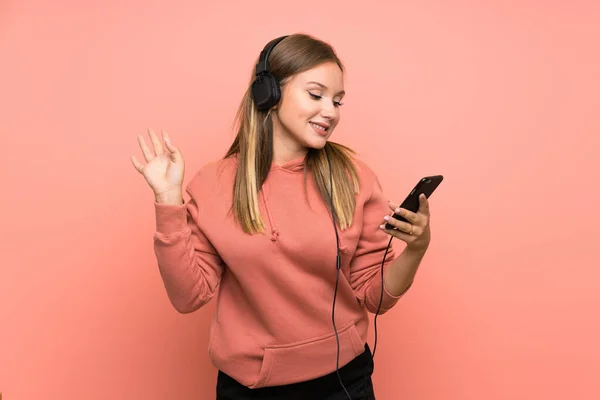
[309,121,330,136]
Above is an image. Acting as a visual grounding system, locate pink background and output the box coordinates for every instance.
[1,0,599,399]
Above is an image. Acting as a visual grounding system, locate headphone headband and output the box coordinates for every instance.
[255,35,288,76]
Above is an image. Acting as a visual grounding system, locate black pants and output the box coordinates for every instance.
[216,343,375,400]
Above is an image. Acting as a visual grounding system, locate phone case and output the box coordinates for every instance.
[384,175,443,230]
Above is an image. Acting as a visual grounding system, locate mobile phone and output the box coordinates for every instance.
[384,175,444,230]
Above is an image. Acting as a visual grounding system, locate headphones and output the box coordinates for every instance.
[251,35,288,111]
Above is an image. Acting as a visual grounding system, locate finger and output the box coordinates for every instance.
[163,130,175,153]
[149,128,164,156]
[137,133,154,162]
[393,207,418,224]
[163,133,182,163]
[130,155,144,173]
[162,130,173,149]
[379,224,414,242]
[383,215,413,233]
[387,200,400,212]
[418,193,430,216]
[164,139,177,162]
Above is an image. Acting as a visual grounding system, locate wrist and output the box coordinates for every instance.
[155,190,183,205]
[403,244,428,259]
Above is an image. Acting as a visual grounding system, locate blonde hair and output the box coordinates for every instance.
[224,34,360,234]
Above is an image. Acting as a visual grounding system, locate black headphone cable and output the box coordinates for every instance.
[325,149,392,400]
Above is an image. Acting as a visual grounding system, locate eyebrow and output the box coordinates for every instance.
[306,81,345,96]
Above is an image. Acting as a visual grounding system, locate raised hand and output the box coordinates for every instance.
[131,129,185,204]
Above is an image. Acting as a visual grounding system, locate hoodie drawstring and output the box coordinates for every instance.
[260,184,279,241]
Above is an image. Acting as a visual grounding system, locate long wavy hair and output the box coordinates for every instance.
[224,33,360,234]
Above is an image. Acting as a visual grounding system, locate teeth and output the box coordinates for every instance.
[310,122,327,131]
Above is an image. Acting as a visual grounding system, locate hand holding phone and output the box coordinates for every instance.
[384,175,443,230]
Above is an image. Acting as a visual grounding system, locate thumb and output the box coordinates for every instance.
[164,138,182,163]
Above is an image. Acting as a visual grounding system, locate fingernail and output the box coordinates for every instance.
[395,208,401,213]
[383,216,390,221]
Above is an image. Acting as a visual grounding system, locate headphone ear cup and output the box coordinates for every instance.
[268,73,281,108]
[251,72,280,111]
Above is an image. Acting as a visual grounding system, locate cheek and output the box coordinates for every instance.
[278,95,324,131]
[295,99,320,121]
[281,101,313,128]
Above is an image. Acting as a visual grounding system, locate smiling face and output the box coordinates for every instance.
[271,61,345,164]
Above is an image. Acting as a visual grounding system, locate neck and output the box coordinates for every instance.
[272,144,308,166]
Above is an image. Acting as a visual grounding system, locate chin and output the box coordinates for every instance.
[304,136,329,150]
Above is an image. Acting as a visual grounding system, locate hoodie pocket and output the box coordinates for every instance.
[249,320,365,389]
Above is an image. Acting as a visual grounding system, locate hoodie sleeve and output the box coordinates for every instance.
[153,190,224,314]
[348,165,409,315]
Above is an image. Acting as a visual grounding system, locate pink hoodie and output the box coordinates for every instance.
[152,154,406,388]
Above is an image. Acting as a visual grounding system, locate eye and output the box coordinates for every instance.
[308,91,344,107]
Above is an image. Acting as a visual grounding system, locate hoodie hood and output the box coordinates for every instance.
[269,155,306,173]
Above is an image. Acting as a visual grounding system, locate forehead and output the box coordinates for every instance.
[292,62,344,92]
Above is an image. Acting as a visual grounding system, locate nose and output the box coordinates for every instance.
[320,102,337,120]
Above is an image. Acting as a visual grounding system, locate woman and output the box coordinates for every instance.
[131,33,433,400]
